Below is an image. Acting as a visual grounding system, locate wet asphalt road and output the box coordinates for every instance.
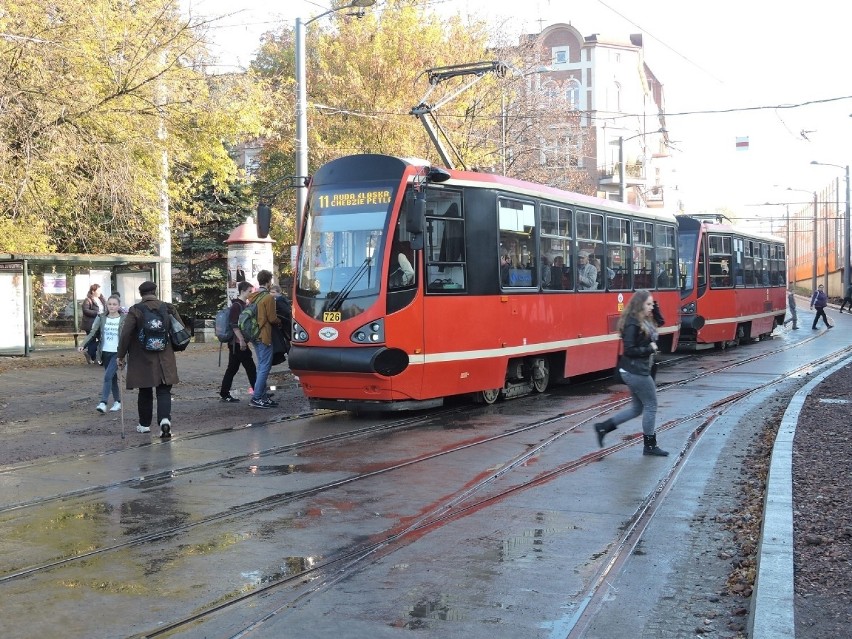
[0,324,845,638]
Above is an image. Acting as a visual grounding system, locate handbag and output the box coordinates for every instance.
[271,325,288,365]
[169,313,191,352]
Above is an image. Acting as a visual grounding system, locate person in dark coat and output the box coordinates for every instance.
[81,283,106,364]
[219,281,257,402]
[116,281,182,437]
[809,284,832,330]
[839,283,852,313]
[593,289,668,456]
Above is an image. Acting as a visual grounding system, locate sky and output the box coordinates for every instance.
[188,0,852,226]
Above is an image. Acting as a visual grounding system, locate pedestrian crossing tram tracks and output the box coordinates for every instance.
[1,333,846,638]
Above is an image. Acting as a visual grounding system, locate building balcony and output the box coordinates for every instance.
[597,162,646,187]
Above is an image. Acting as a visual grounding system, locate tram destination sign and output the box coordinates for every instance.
[317,189,392,210]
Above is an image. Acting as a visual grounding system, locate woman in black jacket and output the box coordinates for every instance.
[594,289,668,456]
[81,283,106,364]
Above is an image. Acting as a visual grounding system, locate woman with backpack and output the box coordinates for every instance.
[78,294,124,414]
[218,281,257,402]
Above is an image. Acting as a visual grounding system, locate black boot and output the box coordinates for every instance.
[594,419,617,447]
[643,434,669,456]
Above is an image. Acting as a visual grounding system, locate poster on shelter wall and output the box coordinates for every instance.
[43,273,67,295]
[0,264,26,354]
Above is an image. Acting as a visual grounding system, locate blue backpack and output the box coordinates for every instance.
[214,305,233,343]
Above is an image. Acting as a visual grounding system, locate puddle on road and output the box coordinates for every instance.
[225,463,301,477]
[408,593,466,623]
[499,511,577,563]
[240,555,320,587]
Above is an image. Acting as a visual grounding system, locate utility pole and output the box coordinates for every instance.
[812,191,818,293]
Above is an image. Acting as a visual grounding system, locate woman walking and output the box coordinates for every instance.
[594,289,669,456]
[78,294,124,413]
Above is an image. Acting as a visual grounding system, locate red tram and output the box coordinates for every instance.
[286,154,682,411]
[676,215,787,349]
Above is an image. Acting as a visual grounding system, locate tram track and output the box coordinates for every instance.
[2,330,842,638]
[126,333,851,638]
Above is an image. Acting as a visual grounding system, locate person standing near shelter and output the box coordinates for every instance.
[219,281,257,402]
[248,270,280,409]
[78,294,124,413]
[810,284,832,330]
[783,284,798,329]
[117,281,182,437]
[839,283,852,313]
[593,289,669,456]
[81,283,106,364]
[577,251,598,290]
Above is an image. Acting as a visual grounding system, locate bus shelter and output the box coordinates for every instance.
[0,253,164,356]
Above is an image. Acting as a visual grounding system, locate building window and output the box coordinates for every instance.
[566,79,580,109]
[553,47,569,65]
[611,81,621,112]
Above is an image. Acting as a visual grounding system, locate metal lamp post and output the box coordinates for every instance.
[612,128,666,203]
[786,187,818,292]
[295,0,377,235]
[811,160,851,294]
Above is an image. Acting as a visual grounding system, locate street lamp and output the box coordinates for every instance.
[612,128,666,203]
[786,187,818,292]
[811,160,851,294]
[295,0,376,235]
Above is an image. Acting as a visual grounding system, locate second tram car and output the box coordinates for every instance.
[287,154,683,411]
[676,215,787,349]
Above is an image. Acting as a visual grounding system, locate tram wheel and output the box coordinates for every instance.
[532,359,550,393]
[476,388,501,404]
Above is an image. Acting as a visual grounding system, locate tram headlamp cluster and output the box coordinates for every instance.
[292,321,308,343]
[352,319,385,344]
[680,302,697,314]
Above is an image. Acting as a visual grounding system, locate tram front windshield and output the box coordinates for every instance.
[296,183,395,320]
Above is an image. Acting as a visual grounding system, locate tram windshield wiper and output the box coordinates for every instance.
[326,257,373,312]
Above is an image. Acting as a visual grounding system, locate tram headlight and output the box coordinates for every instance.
[680,302,697,314]
[351,318,385,344]
[292,322,308,343]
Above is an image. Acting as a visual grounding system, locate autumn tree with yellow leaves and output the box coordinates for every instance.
[0,0,265,254]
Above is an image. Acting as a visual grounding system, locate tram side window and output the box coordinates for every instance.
[425,194,466,292]
[743,241,756,287]
[540,203,573,290]
[388,222,416,290]
[708,234,732,288]
[633,221,654,289]
[655,224,677,289]
[577,210,604,291]
[499,198,537,288]
[759,243,771,286]
[606,216,630,290]
[771,244,786,285]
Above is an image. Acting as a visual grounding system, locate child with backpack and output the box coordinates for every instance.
[78,294,125,414]
[218,281,257,402]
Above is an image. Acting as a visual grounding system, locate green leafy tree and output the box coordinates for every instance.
[0,0,265,254]
[170,176,257,320]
